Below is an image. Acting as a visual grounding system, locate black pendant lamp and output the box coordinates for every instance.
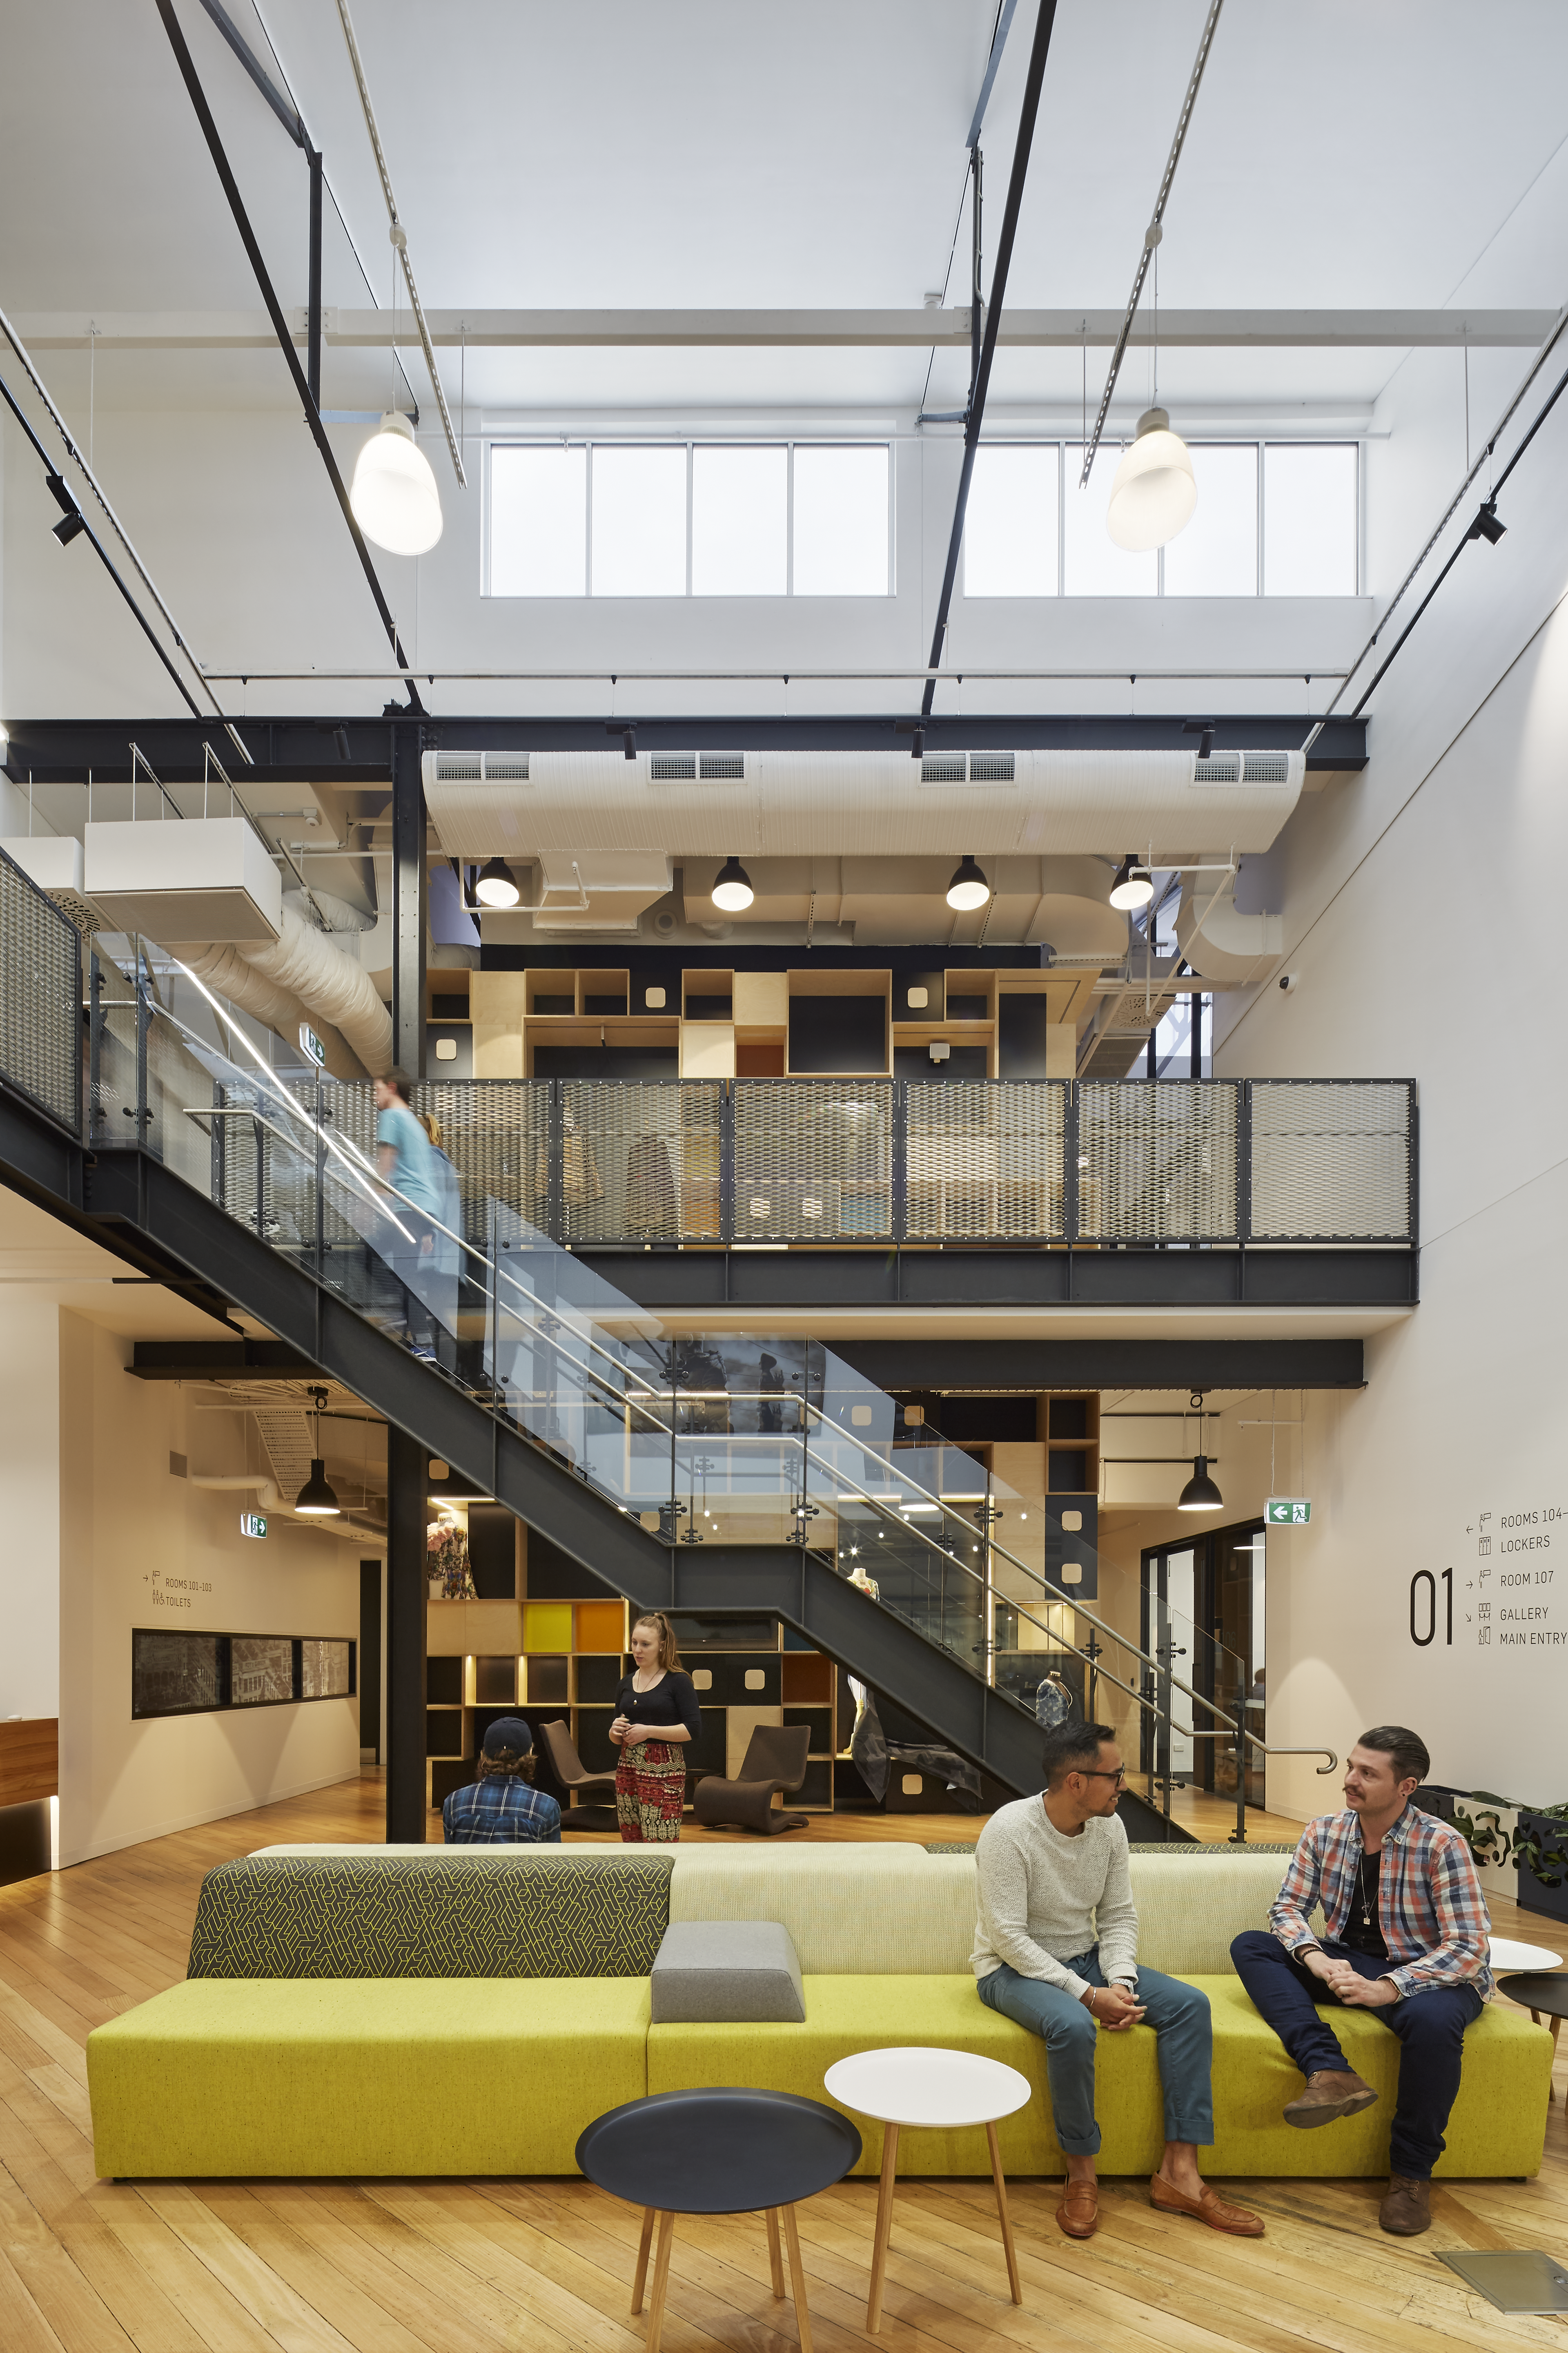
[294,1387,342,1516]
[1176,1387,1222,1510]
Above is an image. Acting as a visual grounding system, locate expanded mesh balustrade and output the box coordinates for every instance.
[734,1079,893,1242]
[904,1080,1066,1240]
[1249,1079,1414,1241]
[1079,1079,1238,1241]
[0,847,80,1134]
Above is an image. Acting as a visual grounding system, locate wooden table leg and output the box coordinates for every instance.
[866,2121,900,2335]
[986,2119,1022,2306]
[781,2203,813,2353]
[644,2211,675,2353]
[631,2207,655,2315]
[765,2206,786,2297]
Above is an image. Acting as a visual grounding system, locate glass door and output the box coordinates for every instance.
[1210,1521,1266,1806]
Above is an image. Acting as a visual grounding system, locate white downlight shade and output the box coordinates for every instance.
[1109,854,1155,912]
[1106,407,1197,553]
[946,855,991,912]
[711,856,755,912]
[349,412,443,556]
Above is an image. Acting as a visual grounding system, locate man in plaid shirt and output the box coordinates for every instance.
[443,1716,563,1843]
[1232,1724,1489,2239]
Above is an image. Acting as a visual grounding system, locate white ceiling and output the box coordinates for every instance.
[5,0,1568,418]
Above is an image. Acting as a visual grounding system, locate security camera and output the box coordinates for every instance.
[1278,971,1299,994]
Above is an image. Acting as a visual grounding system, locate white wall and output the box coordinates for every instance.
[56,1311,361,1864]
[0,1291,62,1722]
[1210,362,1568,1823]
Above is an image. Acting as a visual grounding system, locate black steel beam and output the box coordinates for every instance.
[922,0,1059,717]
[385,1423,426,1840]
[196,0,304,143]
[1,713,1369,778]
[575,1247,1415,1317]
[151,0,424,716]
[129,1339,320,1379]
[832,1336,1365,1391]
[392,722,426,1077]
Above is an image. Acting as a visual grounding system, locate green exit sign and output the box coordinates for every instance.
[1266,1497,1311,1525]
[297,1023,326,1068]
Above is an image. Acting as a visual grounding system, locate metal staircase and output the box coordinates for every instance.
[0,852,1337,1838]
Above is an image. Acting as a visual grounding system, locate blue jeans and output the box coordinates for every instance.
[976,1948,1214,2157]
[1230,1929,1483,2180]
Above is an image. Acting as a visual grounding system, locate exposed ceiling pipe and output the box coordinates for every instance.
[190,1472,387,1546]
[920,0,1060,721]
[183,907,392,1077]
[151,0,425,717]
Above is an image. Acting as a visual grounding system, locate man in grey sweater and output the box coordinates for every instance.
[974,1721,1263,2241]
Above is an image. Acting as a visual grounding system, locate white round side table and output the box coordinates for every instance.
[1490,1936,1564,1974]
[823,2047,1031,2333]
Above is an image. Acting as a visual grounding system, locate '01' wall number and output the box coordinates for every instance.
[1410,1568,1453,1646]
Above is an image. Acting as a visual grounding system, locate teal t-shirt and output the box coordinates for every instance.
[376,1101,444,1220]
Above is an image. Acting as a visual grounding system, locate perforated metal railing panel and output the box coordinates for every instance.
[561,1080,724,1244]
[904,1080,1067,1239]
[418,1080,542,1242]
[734,1080,893,1242]
[1079,1080,1239,1240]
[0,850,80,1134]
[1250,1080,1414,1240]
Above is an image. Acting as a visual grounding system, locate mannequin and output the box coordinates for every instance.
[1035,1668,1075,1730]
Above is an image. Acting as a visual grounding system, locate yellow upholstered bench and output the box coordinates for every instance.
[89,1977,650,2178]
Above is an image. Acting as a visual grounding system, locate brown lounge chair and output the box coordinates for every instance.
[539,1720,621,1832]
[693,1724,812,1835]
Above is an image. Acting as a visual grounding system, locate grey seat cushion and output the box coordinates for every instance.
[650,1919,806,2023]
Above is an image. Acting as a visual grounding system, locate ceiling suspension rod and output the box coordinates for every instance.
[1079,0,1225,485]
[152,0,424,717]
[919,0,1060,720]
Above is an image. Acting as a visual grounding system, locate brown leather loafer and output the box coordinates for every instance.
[1056,2179,1099,2239]
[1283,2069,1379,2129]
[1149,2175,1265,2237]
[1379,2174,1432,2235]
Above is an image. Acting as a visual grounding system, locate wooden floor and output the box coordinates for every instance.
[3,1773,1566,2353]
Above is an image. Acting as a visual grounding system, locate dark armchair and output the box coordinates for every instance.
[538,1720,620,1832]
[693,1724,812,1835]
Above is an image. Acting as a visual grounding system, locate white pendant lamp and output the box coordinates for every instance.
[711,856,755,912]
[1109,854,1154,912]
[946,855,991,912]
[1106,407,1196,553]
[349,413,443,556]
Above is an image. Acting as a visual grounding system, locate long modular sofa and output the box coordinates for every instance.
[87,1840,1552,2181]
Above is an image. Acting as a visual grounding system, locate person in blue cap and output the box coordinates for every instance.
[442,1715,562,1843]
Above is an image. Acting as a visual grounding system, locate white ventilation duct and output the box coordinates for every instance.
[533,851,673,932]
[1176,861,1284,988]
[422,747,1305,861]
[182,906,392,1077]
[189,1474,386,1547]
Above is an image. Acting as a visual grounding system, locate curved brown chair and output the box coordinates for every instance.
[539,1719,621,1832]
[693,1724,812,1835]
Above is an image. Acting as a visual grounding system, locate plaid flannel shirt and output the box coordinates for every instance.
[442,1776,562,1844]
[1270,1803,1492,2000]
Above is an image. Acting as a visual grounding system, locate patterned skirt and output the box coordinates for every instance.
[616,1740,686,1843]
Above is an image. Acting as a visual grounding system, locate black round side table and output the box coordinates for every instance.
[576,2086,863,2353]
[1499,1971,1568,2099]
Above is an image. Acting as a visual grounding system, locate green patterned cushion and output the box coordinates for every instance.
[187,1854,673,1980]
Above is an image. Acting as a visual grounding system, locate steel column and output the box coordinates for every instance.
[385,1422,427,1840]
[391,721,426,1078]
[306,145,323,410]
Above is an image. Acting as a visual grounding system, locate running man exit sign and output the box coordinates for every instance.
[1266,1497,1312,1525]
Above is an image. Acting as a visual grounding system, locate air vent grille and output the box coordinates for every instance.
[1242,752,1290,784]
[969,752,1016,781]
[920,754,967,783]
[920,751,1017,783]
[700,754,745,780]
[432,752,529,782]
[649,755,697,781]
[1194,754,1243,783]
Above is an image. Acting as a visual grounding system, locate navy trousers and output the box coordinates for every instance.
[1230,1929,1483,2179]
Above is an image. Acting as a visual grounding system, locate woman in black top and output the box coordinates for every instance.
[609,1611,702,1842]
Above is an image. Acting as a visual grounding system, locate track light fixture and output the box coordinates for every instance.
[606,722,637,760]
[1466,500,1506,546]
[711,856,754,913]
[474,856,520,910]
[45,473,86,547]
[945,854,991,912]
[52,510,87,548]
[294,1388,342,1516]
[1183,718,1217,760]
[1109,854,1154,912]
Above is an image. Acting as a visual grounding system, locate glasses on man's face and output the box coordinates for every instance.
[1080,1766,1127,1786]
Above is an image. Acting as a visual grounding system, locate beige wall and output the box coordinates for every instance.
[56,1312,361,1865]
